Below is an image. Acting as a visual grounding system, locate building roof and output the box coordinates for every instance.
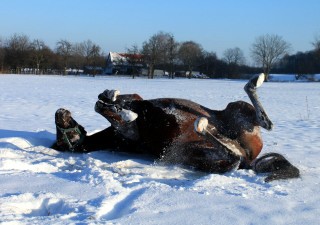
[109,52,143,64]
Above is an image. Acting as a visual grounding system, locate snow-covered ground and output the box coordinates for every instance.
[0,74,319,224]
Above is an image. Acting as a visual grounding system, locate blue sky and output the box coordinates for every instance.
[1,0,319,64]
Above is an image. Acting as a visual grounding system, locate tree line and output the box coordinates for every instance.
[0,32,319,80]
[0,34,105,75]
[138,32,256,79]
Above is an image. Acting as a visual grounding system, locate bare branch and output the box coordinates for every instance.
[251,34,291,80]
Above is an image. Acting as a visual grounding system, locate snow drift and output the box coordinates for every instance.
[0,74,319,224]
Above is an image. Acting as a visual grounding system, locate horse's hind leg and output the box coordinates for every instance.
[244,73,274,130]
[194,117,249,170]
[252,153,300,182]
[194,117,300,181]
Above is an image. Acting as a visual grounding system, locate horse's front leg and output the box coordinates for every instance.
[95,89,142,141]
[53,108,122,152]
[53,108,88,152]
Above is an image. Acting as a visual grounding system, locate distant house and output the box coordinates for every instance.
[103,52,144,75]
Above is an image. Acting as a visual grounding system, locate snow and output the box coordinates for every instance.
[270,74,320,82]
[118,109,138,123]
[0,74,319,224]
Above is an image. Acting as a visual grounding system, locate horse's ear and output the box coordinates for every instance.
[252,153,300,182]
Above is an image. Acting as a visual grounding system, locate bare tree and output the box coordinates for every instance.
[0,37,4,72]
[56,39,72,75]
[30,39,50,74]
[80,40,95,65]
[141,31,172,79]
[223,47,246,78]
[157,33,171,76]
[223,47,245,65]
[251,34,291,81]
[200,51,221,77]
[166,34,179,79]
[312,35,320,64]
[89,44,102,76]
[5,33,31,73]
[126,44,141,79]
[71,42,86,74]
[73,40,102,76]
[178,41,203,78]
[312,35,320,51]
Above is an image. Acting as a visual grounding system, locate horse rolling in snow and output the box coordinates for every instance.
[52,73,299,182]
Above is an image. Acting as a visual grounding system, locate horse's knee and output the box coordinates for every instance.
[225,101,256,119]
[219,101,257,140]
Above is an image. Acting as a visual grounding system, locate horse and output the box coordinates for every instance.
[52,73,299,182]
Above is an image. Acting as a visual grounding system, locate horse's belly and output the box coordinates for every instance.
[158,99,212,143]
[134,98,212,155]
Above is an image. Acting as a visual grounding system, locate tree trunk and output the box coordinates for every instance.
[265,72,269,81]
[265,63,271,81]
[170,63,174,79]
[170,71,174,79]
[148,66,152,79]
[148,64,154,79]
[188,67,192,79]
[36,63,40,75]
[187,64,193,79]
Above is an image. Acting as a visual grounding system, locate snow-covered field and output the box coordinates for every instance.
[0,74,319,224]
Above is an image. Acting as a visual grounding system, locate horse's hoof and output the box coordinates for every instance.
[55,108,72,128]
[245,73,265,91]
[102,89,120,102]
[252,152,300,182]
[254,73,265,88]
[194,117,208,133]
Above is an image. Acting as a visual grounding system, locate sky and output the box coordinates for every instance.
[0,0,319,64]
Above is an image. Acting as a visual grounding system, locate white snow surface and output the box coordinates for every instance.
[0,74,319,224]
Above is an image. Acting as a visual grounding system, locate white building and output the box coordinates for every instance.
[103,52,144,75]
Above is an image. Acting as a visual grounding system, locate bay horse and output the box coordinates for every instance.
[52,73,299,182]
